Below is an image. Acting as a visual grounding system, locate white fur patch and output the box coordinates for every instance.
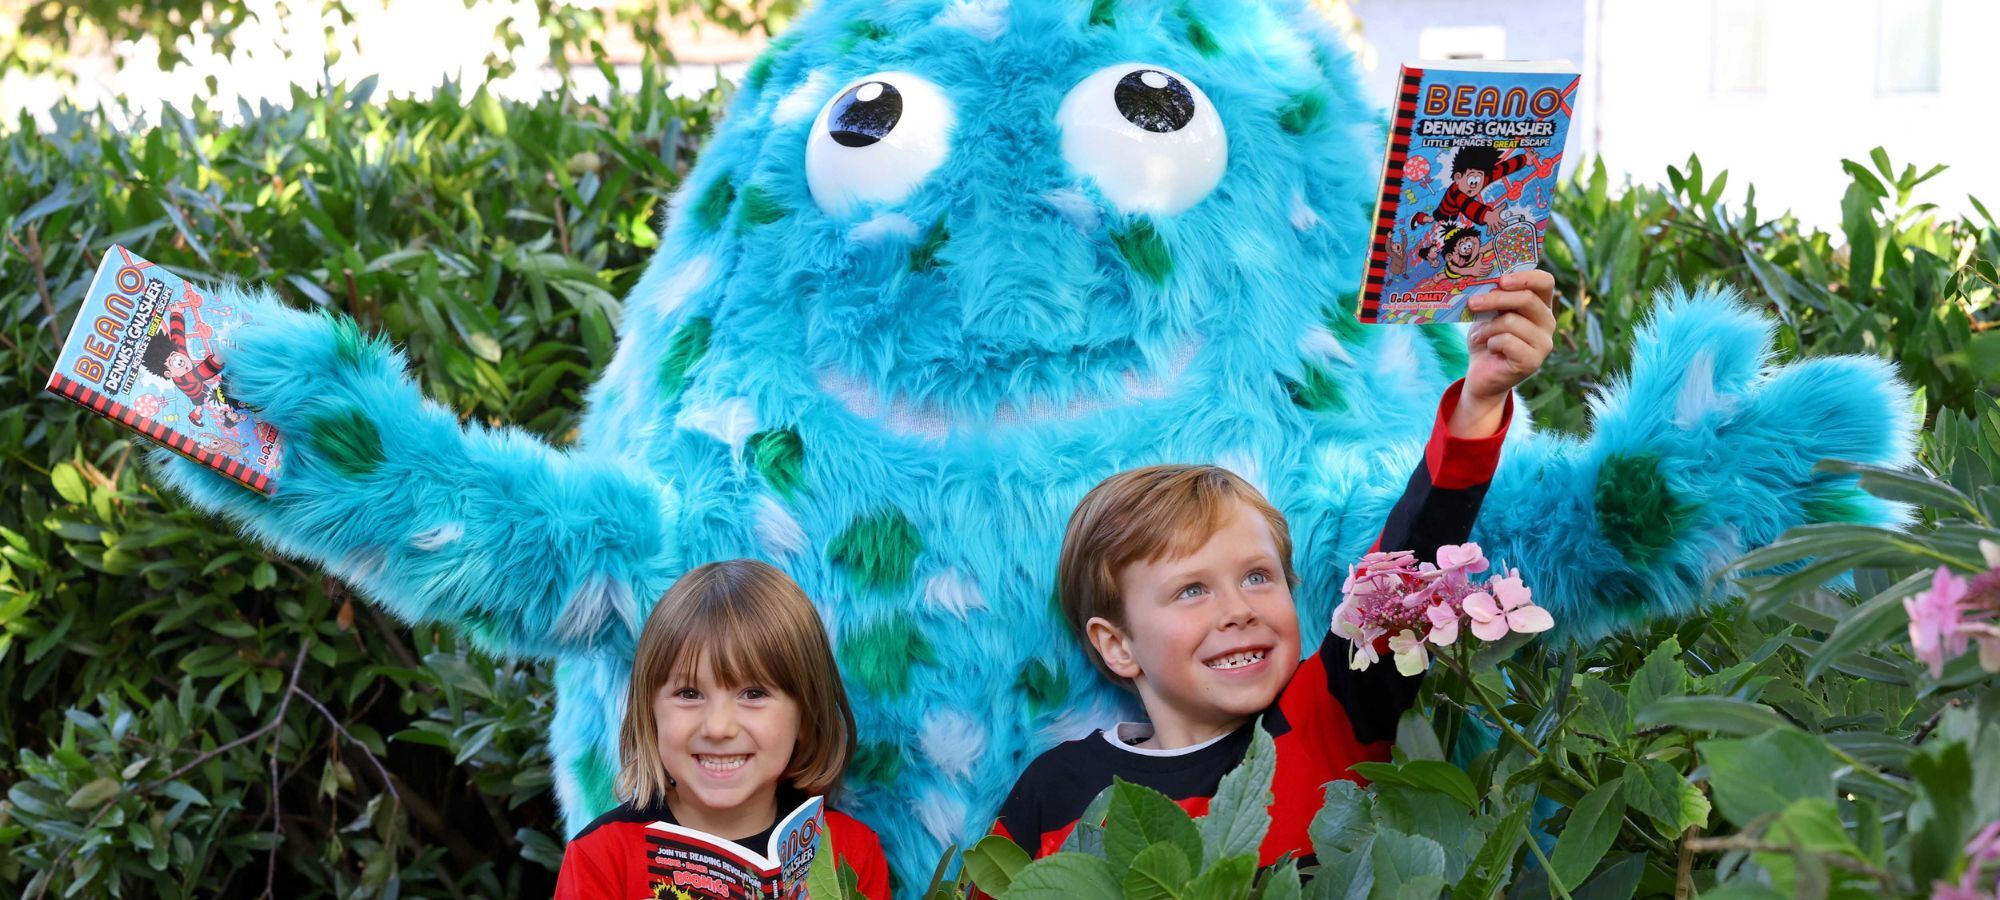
[1043,187,1102,234]
[410,521,464,551]
[754,494,808,558]
[1298,324,1355,367]
[651,254,714,319]
[1376,326,1418,379]
[920,709,987,782]
[935,0,1009,40]
[1216,449,1268,497]
[1289,187,1321,231]
[923,568,987,619]
[849,212,921,246]
[773,69,834,126]
[555,577,637,645]
[676,396,758,466]
[917,788,970,846]
[1673,349,1734,429]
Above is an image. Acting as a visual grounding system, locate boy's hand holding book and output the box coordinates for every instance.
[1449,270,1555,439]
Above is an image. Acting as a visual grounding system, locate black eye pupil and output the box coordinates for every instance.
[1114,70,1195,133]
[829,81,903,148]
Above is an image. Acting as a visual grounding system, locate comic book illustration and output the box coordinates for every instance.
[1358,61,1580,324]
[644,795,825,899]
[47,246,282,493]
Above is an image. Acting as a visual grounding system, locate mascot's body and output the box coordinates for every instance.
[164,0,1913,883]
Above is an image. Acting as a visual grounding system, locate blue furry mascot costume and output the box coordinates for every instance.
[160,0,1914,884]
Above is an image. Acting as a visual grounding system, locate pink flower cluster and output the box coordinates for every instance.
[1331,542,1552,676]
[1904,541,2000,679]
[1932,820,2000,900]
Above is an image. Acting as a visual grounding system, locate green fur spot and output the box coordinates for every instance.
[1088,0,1118,26]
[306,407,384,478]
[745,54,775,91]
[1279,88,1328,135]
[694,175,735,232]
[572,743,618,818]
[1594,453,1698,567]
[835,19,895,53]
[910,218,950,273]
[750,427,807,499]
[1322,297,1372,347]
[839,618,937,698]
[850,741,903,787]
[1182,6,1220,55]
[658,317,712,399]
[829,508,924,592]
[1018,659,1069,716]
[1284,361,1347,413]
[1112,219,1173,285]
[1802,482,1873,524]
[327,312,372,367]
[738,183,789,229]
[1419,325,1470,378]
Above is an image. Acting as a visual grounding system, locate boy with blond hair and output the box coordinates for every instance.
[990,277,1557,865]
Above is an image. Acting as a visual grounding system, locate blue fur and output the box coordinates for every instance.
[155,0,1915,885]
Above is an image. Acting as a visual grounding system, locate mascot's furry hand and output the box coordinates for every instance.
[155,0,1915,883]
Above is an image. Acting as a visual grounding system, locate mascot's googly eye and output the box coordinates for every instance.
[806,72,955,217]
[1057,64,1227,216]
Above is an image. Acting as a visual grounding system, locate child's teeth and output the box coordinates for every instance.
[698,755,749,771]
[1207,650,1266,669]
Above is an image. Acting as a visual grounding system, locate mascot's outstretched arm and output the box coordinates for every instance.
[1475,287,1915,642]
[154,287,676,658]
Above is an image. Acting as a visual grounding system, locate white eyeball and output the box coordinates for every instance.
[805,73,956,217]
[1056,64,1228,216]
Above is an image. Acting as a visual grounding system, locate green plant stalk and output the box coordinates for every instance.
[1522,822,1576,900]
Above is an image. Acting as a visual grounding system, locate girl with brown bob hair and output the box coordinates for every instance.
[555,560,891,899]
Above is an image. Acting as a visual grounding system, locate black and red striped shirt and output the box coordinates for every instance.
[159,310,224,404]
[990,380,1511,866]
[1414,152,1532,230]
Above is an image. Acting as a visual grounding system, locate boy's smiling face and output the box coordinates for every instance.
[1088,499,1302,747]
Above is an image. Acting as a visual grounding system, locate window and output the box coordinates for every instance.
[1417,26,1506,61]
[1877,0,1942,93]
[1710,0,1770,94]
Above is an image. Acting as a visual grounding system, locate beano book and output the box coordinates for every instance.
[643,794,825,899]
[1357,60,1580,325]
[47,246,282,494]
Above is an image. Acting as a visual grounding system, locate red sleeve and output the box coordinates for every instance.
[829,810,893,900]
[554,826,628,900]
[192,355,224,382]
[165,310,188,351]
[1489,153,1532,181]
[1421,378,1511,491]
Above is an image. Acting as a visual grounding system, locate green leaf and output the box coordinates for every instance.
[1308,780,1376,860]
[1366,828,1447,896]
[1252,858,1301,900]
[1548,779,1625,890]
[1390,761,1479,811]
[1449,802,1530,900]
[1122,842,1194,900]
[1183,853,1256,900]
[1804,569,1934,682]
[66,777,120,810]
[1624,636,1686,725]
[1907,741,1975,888]
[1570,852,1646,900]
[51,463,88,505]
[1635,696,1790,736]
[1003,853,1121,900]
[964,835,1032,896]
[1105,780,1202,874]
[1199,720,1275,866]
[806,828,846,900]
[1701,729,1835,827]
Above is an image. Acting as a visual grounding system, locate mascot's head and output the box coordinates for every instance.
[599,0,1396,446]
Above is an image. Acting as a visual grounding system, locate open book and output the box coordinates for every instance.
[645,794,825,899]
[47,246,282,493]
[1357,60,1580,325]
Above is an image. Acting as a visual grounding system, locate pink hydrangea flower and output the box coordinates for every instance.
[1435,542,1489,577]
[1463,571,1552,640]
[1388,629,1429,676]
[1425,601,1460,646]
[1907,566,1970,678]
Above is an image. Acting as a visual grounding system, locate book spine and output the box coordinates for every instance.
[46,372,273,494]
[1358,65,1426,325]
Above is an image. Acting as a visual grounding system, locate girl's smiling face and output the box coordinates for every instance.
[653,653,802,839]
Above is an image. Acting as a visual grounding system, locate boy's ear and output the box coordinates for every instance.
[1085,616,1141,680]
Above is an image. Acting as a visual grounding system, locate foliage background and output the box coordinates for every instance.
[2,3,1998,898]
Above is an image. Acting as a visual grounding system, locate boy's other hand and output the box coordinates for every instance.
[1450,271,1556,437]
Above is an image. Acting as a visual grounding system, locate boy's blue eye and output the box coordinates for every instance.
[1245,571,1270,586]
[1176,584,1206,600]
